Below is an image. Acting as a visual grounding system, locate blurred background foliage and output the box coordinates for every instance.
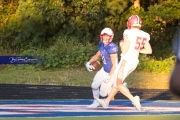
[0,0,180,73]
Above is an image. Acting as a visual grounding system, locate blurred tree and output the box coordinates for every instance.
[104,0,128,30]
[133,0,140,8]
[0,0,180,60]
[139,0,180,59]
[0,0,19,50]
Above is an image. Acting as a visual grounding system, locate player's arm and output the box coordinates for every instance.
[140,42,152,54]
[88,51,101,64]
[120,39,130,54]
[86,51,101,72]
[120,31,130,54]
[108,54,118,76]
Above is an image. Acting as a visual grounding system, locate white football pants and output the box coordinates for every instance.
[113,58,139,88]
[91,68,115,98]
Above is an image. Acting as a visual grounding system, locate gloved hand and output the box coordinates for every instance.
[103,75,112,83]
[85,62,94,72]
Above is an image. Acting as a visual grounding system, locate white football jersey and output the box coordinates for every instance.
[121,29,150,60]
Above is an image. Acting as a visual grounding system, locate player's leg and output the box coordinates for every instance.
[87,68,106,108]
[96,87,118,109]
[116,83,141,111]
[99,72,115,99]
[116,59,141,111]
[96,60,125,108]
[117,70,134,103]
[96,70,117,108]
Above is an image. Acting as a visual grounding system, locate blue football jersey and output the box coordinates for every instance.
[98,41,118,73]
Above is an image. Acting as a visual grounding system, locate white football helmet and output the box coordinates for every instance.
[100,28,114,42]
[127,15,142,29]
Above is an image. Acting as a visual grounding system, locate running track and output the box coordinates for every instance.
[0,84,180,118]
[0,99,180,118]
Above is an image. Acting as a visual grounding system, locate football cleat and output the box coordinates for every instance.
[95,98,109,109]
[87,100,100,108]
[133,96,141,111]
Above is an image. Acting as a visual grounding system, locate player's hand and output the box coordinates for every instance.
[119,39,124,46]
[103,76,111,83]
[85,62,94,72]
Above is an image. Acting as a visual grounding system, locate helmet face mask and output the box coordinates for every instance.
[101,34,111,45]
[100,28,114,43]
[127,15,142,29]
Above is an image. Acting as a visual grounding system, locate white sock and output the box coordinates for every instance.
[92,89,99,99]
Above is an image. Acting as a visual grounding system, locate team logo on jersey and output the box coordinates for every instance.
[112,48,118,52]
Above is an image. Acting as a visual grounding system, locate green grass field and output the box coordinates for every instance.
[0,66,171,89]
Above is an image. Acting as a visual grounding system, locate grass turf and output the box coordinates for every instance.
[0,67,171,89]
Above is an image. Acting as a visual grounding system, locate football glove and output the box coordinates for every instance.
[103,75,112,83]
[85,62,94,72]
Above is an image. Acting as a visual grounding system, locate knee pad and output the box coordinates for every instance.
[91,82,100,90]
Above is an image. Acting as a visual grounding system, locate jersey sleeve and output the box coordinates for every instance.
[107,43,118,54]
[145,32,150,42]
[123,29,129,40]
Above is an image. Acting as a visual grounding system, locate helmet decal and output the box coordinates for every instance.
[127,15,142,29]
[135,15,140,24]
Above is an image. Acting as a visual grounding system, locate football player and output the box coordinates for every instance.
[85,28,118,108]
[96,15,152,111]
